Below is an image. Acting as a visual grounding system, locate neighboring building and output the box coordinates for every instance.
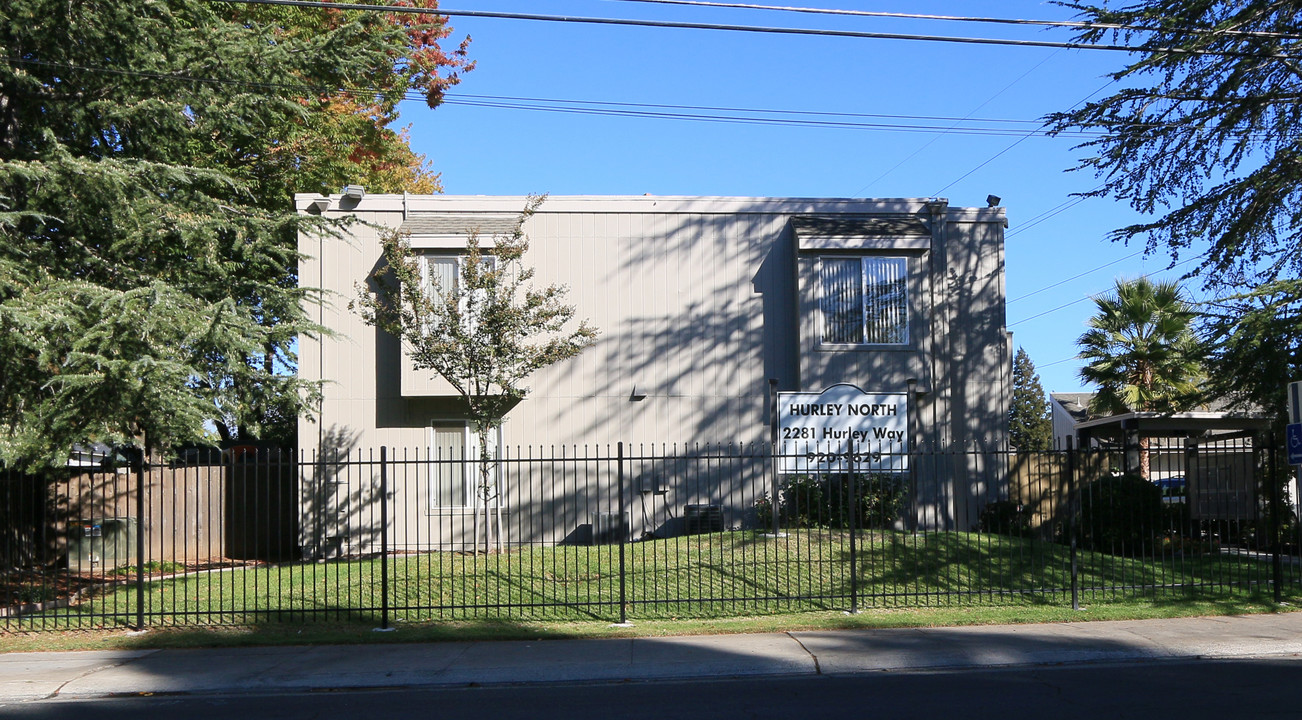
[1049,392,1093,450]
[296,195,1011,551]
[1049,392,1271,519]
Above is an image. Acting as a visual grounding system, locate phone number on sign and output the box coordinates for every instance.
[804,450,883,465]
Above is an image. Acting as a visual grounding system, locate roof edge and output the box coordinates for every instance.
[295,194,1005,219]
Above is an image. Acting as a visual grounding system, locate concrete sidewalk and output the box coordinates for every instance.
[3,614,1301,703]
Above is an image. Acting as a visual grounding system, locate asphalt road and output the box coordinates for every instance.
[5,657,1300,720]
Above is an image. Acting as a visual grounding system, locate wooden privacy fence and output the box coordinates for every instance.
[1,458,296,574]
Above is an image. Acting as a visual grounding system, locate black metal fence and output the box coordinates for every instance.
[2,436,1299,631]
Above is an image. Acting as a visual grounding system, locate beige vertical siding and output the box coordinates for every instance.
[296,196,1011,545]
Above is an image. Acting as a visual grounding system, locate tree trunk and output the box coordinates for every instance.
[477,422,499,553]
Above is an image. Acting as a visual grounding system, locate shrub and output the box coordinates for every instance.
[753,492,777,531]
[1075,473,1164,554]
[756,473,907,530]
[976,500,1035,538]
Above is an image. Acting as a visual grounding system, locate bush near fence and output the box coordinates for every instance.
[755,473,908,531]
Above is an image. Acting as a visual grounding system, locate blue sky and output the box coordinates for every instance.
[398,0,1212,395]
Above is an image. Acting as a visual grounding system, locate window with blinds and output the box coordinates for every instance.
[429,424,467,507]
[819,256,909,345]
[428,423,502,509]
[421,255,458,300]
[418,254,497,334]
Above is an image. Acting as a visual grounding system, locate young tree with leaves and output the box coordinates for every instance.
[1010,348,1054,451]
[353,198,598,552]
[0,0,471,464]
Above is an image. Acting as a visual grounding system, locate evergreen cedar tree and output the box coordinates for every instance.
[1046,1,1301,428]
[0,0,471,468]
[1009,348,1053,451]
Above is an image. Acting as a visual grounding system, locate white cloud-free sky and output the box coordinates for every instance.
[398,0,1215,394]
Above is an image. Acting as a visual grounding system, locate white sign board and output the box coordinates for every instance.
[1290,381,1302,424]
[777,385,908,474]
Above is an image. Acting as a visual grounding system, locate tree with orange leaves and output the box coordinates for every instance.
[223,0,475,198]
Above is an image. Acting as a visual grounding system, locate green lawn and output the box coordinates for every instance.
[6,529,1295,633]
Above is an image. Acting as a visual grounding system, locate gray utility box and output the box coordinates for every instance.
[68,518,137,573]
[591,511,630,545]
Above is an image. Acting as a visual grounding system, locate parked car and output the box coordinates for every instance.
[1155,476,1187,504]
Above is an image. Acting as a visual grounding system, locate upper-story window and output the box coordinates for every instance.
[820,256,908,345]
[421,255,459,299]
[418,254,496,332]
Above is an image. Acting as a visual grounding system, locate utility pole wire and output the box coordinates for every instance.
[1008,250,1144,304]
[443,96,1092,136]
[608,0,1302,41]
[5,55,1103,137]
[451,92,1047,126]
[1007,256,1202,328]
[205,0,1301,59]
[854,48,1061,197]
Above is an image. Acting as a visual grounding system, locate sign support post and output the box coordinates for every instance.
[768,379,783,538]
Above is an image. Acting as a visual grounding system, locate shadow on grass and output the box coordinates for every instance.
[6,529,1300,647]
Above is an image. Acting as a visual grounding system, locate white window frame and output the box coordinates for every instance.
[819,255,910,346]
[427,421,503,510]
[418,253,498,334]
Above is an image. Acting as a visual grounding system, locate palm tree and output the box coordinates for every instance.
[1077,277,1204,477]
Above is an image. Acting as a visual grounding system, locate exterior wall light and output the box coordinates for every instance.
[342,185,366,201]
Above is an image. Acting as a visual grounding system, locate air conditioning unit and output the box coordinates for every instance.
[684,504,724,535]
[591,511,629,545]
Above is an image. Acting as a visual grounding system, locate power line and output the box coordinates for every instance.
[931,132,1034,198]
[1,56,1108,138]
[854,47,1062,196]
[206,0,1302,59]
[1036,354,1081,370]
[930,79,1116,198]
[606,0,1302,41]
[1007,256,1203,328]
[441,96,1096,136]
[1005,195,1092,239]
[451,93,1047,127]
[1008,250,1145,304]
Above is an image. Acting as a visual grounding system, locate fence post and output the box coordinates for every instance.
[1268,433,1283,604]
[1066,436,1079,612]
[617,442,627,625]
[380,446,390,630]
[848,442,858,614]
[135,452,146,631]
